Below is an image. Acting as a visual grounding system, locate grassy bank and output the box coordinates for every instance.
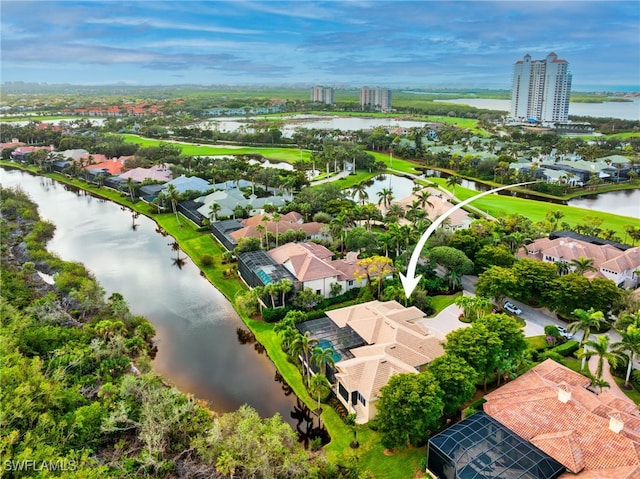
[1,161,426,478]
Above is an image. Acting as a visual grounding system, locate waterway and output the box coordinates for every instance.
[434,98,640,121]
[0,168,313,431]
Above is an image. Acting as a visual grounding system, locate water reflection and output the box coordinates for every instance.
[361,174,417,202]
[0,168,308,431]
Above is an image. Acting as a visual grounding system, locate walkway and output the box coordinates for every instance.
[309,169,350,186]
[588,354,637,407]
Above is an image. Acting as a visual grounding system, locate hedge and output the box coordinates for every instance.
[551,340,580,357]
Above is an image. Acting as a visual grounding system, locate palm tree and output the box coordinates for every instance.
[446,175,461,194]
[579,335,621,379]
[291,331,318,387]
[272,212,282,247]
[208,202,221,223]
[590,376,610,394]
[570,256,597,275]
[613,325,640,388]
[546,210,565,231]
[309,373,331,420]
[276,279,293,307]
[126,177,136,202]
[415,189,434,210]
[567,308,606,370]
[376,187,394,210]
[350,184,369,206]
[311,346,336,376]
[165,183,181,225]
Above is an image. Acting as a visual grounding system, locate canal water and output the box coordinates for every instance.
[0,168,313,431]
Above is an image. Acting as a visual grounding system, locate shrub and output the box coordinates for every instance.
[200,254,214,266]
[551,340,580,357]
[261,306,292,323]
[538,350,565,363]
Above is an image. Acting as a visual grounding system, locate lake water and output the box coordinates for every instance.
[361,174,417,203]
[434,98,640,121]
[0,168,313,430]
[201,115,429,138]
[568,189,640,218]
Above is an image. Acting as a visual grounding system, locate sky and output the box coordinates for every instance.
[1,1,639,91]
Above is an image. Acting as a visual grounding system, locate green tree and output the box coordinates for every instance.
[290,331,319,386]
[165,183,181,225]
[446,175,462,194]
[614,325,640,387]
[569,256,597,275]
[311,346,336,376]
[474,244,516,273]
[309,373,331,416]
[568,308,606,370]
[579,335,621,378]
[428,355,478,417]
[510,258,557,305]
[376,372,444,450]
[208,202,221,223]
[454,295,492,322]
[475,266,517,308]
[444,322,503,392]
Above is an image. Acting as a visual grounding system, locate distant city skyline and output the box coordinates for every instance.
[1,1,639,91]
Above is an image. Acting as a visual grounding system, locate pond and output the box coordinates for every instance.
[0,168,317,433]
[360,174,418,203]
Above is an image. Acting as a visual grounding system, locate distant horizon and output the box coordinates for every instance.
[1,81,638,95]
[2,1,638,89]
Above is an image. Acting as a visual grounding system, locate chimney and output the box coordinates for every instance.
[610,414,624,434]
[558,384,571,403]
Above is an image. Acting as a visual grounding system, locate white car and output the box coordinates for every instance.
[503,301,522,315]
[557,326,574,339]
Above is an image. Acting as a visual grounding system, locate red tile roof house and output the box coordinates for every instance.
[85,157,128,176]
[229,212,327,244]
[393,187,473,231]
[10,145,53,162]
[522,237,640,289]
[267,242,368,298]
[326,300,445,423]
[483,359,640,478]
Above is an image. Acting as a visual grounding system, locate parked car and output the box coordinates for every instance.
[557,326,574,339]
[503,301,522,315]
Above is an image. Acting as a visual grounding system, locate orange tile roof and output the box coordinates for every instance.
[484,360,640,476]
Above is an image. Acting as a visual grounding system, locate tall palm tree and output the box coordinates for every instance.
[272,212,282,247]
[567,308,606,370]
[291,331,318,387]
[126,177,136,202]
[579,335,621,379]
[546,210,565,232]
[165,183,181,225]
[446,175,461,194]
[613,325,640,388]
[311,346,336,376]
[415,189,434,210]
[276,279,293,307]
[570,256,597,275]
[208,202,221,223]
[376,187,394,210]
[309,373,331,420]
[350,184,369,206]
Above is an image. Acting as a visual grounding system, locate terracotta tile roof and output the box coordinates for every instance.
[86,158,125,175]
[483,360,640,476]
[329,259,366,282]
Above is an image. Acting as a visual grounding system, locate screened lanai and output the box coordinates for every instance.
[428,412,565,479]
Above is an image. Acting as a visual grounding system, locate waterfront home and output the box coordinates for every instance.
[393,187,472,230]
[325,300,444,423]
[196,188,288,219]
[229,212,326,246]
[118,163,173,183]
[267,242,368,298]
[522,236,640,288]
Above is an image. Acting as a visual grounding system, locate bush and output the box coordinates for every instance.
[200,254,214,266]
[261,306,292,323]
[551,340,580,357]
[538,350,565,363]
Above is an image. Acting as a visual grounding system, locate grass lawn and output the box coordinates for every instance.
[329,170,379,190]
[429,292,462,315]
[613,376,640,405]
[119,134,311,163]
[442,182,640,237]
[525,335,549,350]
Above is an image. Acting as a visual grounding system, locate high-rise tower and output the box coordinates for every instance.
[510,52,572,123]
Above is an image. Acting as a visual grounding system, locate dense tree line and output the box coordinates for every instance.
[0,187,349,479]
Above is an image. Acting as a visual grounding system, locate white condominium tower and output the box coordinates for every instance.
[360,87,392,112]
[311,86,334,105]
[510,52,572,123]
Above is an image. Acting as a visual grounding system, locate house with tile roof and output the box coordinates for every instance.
[267,242,367,297]
[118,163,173,183]
[85,157,127,176]
[196,188,288,219]
[229,212,326,245]
[482,359,640,478]
[325,300,445,423]
[393,187,473,230]
[522,236,640,288]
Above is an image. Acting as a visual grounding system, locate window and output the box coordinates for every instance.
[348,280,354,286]
[316,289,321,295]
[357,392,366,406]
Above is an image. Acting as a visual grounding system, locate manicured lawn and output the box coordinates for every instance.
[445,183,640,237]
[429,292,462,315]
[613,376,640,404]
[526,335,549,350]
[119,134,312,163]
[329,170,378,190]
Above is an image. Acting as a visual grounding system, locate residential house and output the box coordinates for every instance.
[522,236,640,288]
[481,359,640,478]
[394,187,473,230]
[118,163,173,183]
[162,175,212,195]
[326,300,445,423]
[228,212,326,247]
[267,242,367,297]
[196,187,288,219]
[10,145,53,161]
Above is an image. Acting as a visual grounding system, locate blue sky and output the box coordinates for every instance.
[2,1,639,91]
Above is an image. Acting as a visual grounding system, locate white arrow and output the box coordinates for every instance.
[400,181,538,298]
